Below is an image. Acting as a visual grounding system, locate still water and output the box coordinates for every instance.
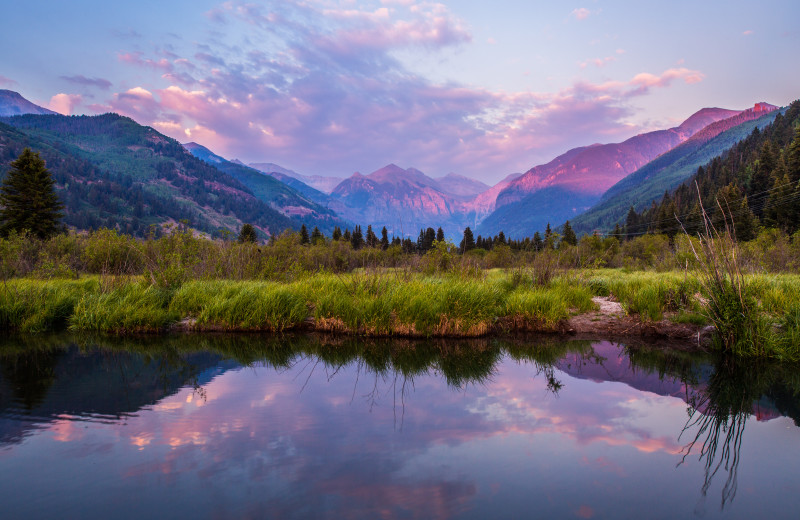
[0,334,798,519]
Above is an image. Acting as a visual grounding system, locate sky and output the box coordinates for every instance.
[1,0,799,183]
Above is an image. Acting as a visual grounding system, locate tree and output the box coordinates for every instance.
[365,225,378,248]
[332,226,342,241]
[0,148,64,238]
[436,227,444,243]
[562,220,577,246]
[351,225,364,249]
[238,223,257,243]
[532,231,543,251]
[311,226,324,244]
[300,224,310,244]
[461,226,475,252]
[380,227,389,250]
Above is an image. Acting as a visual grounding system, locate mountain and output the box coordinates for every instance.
[569,103,781,234]
[428,173,490,199]
[620,100,800,240]
[0,90,56,117]
[183,143,346,233]
[0,111,298,238]
[249,162,344,194]
[477,107,745,237]
[329,164,471,237]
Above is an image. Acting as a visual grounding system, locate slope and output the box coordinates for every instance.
[570,103,782,234]
[0,113,296,238]
[183,143,346,234]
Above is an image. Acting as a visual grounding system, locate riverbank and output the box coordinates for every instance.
[3,269,799,357]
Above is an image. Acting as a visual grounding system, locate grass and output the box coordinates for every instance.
[1,270,800,357]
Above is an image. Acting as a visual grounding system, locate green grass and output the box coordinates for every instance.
[70,282,177,332]
[0,278,98,332]
[2,270,800,357]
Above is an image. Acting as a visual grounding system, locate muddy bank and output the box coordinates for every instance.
[170,296,715,348]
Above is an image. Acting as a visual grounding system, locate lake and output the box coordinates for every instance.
[0,334,798,519]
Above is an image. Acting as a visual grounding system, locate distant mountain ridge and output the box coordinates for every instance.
[183,142,347,233]
[474,107,745,237]
[249,162,344,194]
[0,89,56,116]
[569,102,781,234]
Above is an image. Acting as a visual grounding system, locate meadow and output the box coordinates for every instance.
[2,226,800,361]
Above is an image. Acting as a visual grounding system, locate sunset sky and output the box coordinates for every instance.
[2,0,798,182]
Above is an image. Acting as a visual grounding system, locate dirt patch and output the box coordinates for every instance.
[565,297,713,347]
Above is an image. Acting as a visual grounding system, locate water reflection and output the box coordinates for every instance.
[0,333,798,519]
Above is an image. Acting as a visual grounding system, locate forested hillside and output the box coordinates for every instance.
[620,101,800,240]
[0,114,298,237]
[570,105,782,234]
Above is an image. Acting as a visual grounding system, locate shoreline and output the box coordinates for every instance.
[165,296,714,348]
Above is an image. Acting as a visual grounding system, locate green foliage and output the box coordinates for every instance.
[0,148,63,239]
[238,223,257,243]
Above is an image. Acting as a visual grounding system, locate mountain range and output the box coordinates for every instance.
[0,89,790,241]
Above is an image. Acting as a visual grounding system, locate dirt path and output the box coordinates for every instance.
[566,297,714,347]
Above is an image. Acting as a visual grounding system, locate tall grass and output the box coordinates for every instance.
[70,282,177,332]
[0,278,98,332]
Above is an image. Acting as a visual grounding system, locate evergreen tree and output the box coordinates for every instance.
[624,206,638,240]
[532,231,543,251]
[496,231,506,245]
[332,226,342,241]
[562,220,577,246]
[787,125,800,183]
[0,148,64,238]
[380,227,389,250]
[238,223,257,243]
[461,227,475,252]
[365,225,378,248]
[343,229,351,242]
[300,224,310,244]
[423,227,436,250]
[544,223,554,249]
[311,226,324,244]
[436,227,444,243]
[351,225,364,249]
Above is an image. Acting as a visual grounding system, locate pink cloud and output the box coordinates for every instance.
[118,52,174,72]
[0,75,18,87]
[47,93,83,115]
[571,7,591,20]
[104,1,706,180]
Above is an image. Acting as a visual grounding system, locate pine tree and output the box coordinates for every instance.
[562,220,577,246]
[436,227,444,243]
[351,225,364,249]
[423,227,436,250]
[461,227,475,252]
[380,226,389,250]
[300,224,310,244]
[238,223,257,243]
[311,226,324,244]
[365,225,378,247]
[787,125,800,183]
[532,231,542,251]
[343,229,351,242]
[332,226,342,241]
[544,223,554,249]
[0,148,64,238]
[496,231,506,245]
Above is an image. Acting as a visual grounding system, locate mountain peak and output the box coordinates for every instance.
[0,89,56,117]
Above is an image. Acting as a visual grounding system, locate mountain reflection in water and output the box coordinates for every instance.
[0,333,798,519]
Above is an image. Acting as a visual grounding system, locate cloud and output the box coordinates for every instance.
[0,75,17,87]
[571,8,591,20]
[47,93,83,115]
[743,30,754,36]
[118,52,173,72]
[60,75,113,90]
[579,56,617,69]
[106,2,705,180]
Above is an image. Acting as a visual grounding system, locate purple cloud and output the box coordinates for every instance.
[0,75,17,87]
[60,75,113,90]
[105,1,705,181]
